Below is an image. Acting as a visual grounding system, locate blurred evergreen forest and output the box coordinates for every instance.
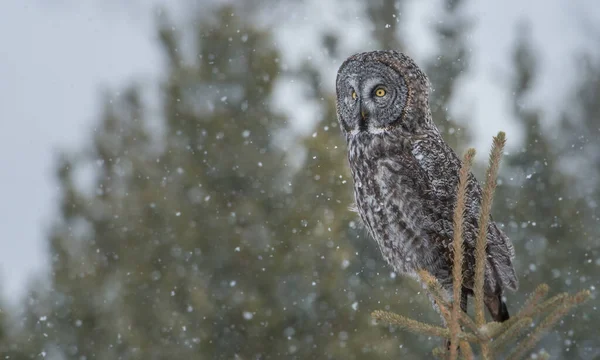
[1,0,598,359]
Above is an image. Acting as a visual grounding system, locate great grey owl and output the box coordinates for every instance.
[335,50,517,322]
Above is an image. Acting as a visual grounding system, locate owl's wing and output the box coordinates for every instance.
[463,176,519,293]
[413,138,518,292]
[462,170,518,292]
[487,221,518,291]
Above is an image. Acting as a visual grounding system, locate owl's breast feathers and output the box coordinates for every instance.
[347,132,445,277]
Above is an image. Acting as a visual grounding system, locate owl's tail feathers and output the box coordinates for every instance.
[497,297,510,322]
[485,294,510,322]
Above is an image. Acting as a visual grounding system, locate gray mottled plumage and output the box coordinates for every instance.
[335,50,517,322]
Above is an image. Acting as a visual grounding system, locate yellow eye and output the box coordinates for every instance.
[351,91,357,100]
[375,88,386,97]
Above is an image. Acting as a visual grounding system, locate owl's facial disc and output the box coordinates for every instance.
[336,60,407,135]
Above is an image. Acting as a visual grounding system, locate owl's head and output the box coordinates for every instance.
[335,51,432,137]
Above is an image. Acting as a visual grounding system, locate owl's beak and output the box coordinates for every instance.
[359,105,368,131]
[358,101,368,131]
[360,103,368,121]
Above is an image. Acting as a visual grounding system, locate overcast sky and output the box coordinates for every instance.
[0,0,598,304]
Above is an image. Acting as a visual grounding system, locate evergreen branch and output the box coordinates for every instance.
[519,283,549,317]
[474,131,506,327]
[459,340,475,360]
[571,289,591,305]
[370,309,482,344]
[417,270,458,329]
[418,270,452,316]
[371,310,457,339]
[432,346,448,359]
[433,342,474,360]
[527,293,569,319]
[417,269,490,346]
[457,310,489,342]
[490,317,533,353]
[450,148,476,360]
[480,334,491,358]
[418,269,447,297]
[417,272,488,343]
[479,320,504,338]
[489,283,550,338]
[506,290,590,360]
